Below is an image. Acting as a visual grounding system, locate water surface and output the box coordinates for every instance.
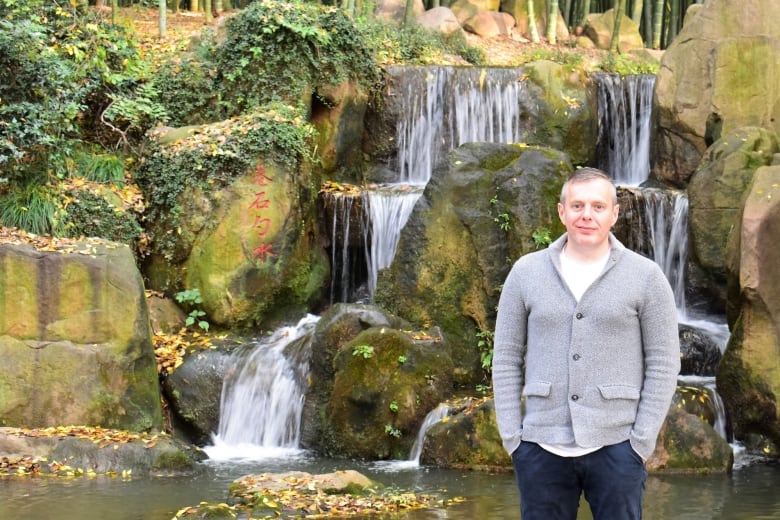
[2,453,780,519]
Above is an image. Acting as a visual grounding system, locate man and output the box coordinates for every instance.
[492,168,680,519]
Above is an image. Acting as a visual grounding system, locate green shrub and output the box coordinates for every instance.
[0,2,146,186]
[358,20,484,66]
[61,189,142,244]
[599,52,659,75]
[217,0,380,114]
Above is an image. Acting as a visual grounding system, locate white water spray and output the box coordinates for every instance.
[595,73,654,186]
[205,314,319,460]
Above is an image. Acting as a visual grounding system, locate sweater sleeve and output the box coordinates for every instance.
[630,265,681,460]
[492,263,528,456]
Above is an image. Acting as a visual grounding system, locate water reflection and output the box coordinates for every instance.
[2,458,780,519]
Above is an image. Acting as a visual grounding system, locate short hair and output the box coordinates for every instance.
[560,168,617,205]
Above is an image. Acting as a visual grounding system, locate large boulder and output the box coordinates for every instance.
[687,127,780,312]
[582,8,644,51]
[719,165,780,452]
[321,326,454,460]
[162,346,236,445]
[141,118,330,330]
[524,60,598,166]
[310,80,369,178]
[300,303,411,452]
[375,142,571,385]
[0,240,162,431]
[417,396,732,473]
[421,397,508,470]
[417,7,463,35]
[647,405,733,473]
[653,0,780,186]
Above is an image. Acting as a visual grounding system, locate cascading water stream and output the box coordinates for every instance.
[363,186,423,298]
[205,314,319,459]
[363,67,535,300]
[408,403,450,464]
[595,73,654,186]
[641,188,689,316]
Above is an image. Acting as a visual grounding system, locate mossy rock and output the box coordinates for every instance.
[322,327,454,459]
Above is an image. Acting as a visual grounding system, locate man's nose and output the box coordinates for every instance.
[582,205,593,218]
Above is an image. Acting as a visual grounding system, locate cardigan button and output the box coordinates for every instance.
[571,394,579,401]
[573,354,581,361]
[575,312,583,319]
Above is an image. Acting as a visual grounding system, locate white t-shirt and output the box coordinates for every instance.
[538,246,610,457]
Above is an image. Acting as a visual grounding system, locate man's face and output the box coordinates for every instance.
[557,178,619,252]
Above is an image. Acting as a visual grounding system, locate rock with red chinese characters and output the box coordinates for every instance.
[143,153,330,329]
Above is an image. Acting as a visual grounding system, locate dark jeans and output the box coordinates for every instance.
[512,440,647,520]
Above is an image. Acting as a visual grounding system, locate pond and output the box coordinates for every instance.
[2,449,780,520]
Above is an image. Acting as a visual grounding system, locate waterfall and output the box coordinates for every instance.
[595,73,654,186]
[677,375,729,441]
[364,186,423,298]
[363,67,534,300]
[392,66,533,186]
[641,188,689,315]
[324,192,368,304]
[408,403,450,464]
[373,403,451,472]
[395,67,448,185]
[329,193,355,304]
[205,314,319,459]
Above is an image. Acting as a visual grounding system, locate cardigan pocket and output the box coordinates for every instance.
[594,384,641,428]
[597,384,640,400]
[523,381,552,397]
[521,381,558,427]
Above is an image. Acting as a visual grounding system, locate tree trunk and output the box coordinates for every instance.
[547,0,559,44]
[610,0,625,52]
[562,0,572,27]
[528,0,540,43]
[640,0,651,44]
[403,0,416,27]
[631,0,643,22]
[652,0,663,49]
[112,0,118,24]
[578,0,592,29]
[667,0,679,46]
[159,0,167,38]
[205,0,212,22]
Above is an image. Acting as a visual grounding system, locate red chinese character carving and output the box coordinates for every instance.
[253,243,277,262]
[254,165,273,186]
[253,217,271,237]
[248,192,271,210]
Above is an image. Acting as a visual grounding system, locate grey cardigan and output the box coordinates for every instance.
[492,233,680,460]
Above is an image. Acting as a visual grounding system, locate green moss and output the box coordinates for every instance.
[152,450,194,471]
[480,147,523,171]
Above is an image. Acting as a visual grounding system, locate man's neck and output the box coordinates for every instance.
[563,242,611,263]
